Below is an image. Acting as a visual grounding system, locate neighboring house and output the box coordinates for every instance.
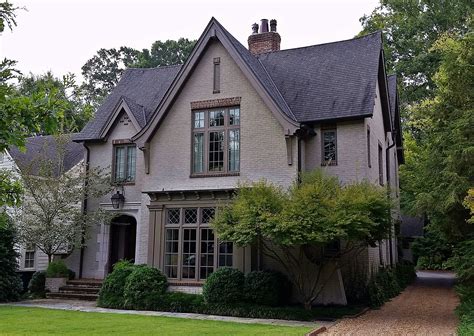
[67,18,403,305]
[3,135,84,275]
[399,215,425,263]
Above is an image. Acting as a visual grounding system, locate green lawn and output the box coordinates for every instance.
[0,306,314,336]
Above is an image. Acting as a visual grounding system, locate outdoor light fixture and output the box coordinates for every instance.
[111,190,125,209]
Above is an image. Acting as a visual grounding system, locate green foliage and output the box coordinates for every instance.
[0,1,18,33]
[399,33,473,240]
[124,265,168,309]
[28,271,46,298]
[455,284,474,336]
[244,271,288,307]
[81,39,196,106]
[367,263,416,309]
[412,226,453,270]
[150,292,205,313]
[202,267,245,304]
[0,213,22,302]
[448,236,474,283]
[45,260,69,278]
[359,0,471,106]
[97,261,136,309]
[0,170,22,207]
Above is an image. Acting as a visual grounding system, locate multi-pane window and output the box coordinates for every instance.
[114,144,136,182]
[192,107,240,175]
[164,207,233,281]
[321,127,337,165]
[24,246,35,269]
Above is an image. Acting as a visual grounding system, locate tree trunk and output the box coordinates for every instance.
[304,300,312,310]
[47,254,52,264]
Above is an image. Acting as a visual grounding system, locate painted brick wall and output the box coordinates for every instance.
[145,40,298,193]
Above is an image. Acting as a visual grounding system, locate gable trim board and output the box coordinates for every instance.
[132,18,300,149]
[99,97,142,140]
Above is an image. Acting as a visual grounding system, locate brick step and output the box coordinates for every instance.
[59,286,101,294]
[46,292,98,301]
[66,280,103,288]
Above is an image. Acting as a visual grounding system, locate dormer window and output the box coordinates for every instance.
[192,107,240,176]
[113,144,136,182]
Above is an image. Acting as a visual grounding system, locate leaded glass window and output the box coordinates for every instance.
[322,128,337,165]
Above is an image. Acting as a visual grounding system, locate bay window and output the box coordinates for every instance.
[164,207,233,281]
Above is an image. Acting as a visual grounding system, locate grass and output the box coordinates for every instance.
[456,284,474,336]
[0,306,314,336]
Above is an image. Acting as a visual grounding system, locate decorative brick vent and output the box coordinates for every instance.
[190,97,241,110]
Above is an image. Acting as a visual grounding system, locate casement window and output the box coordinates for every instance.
[378,143,384,185]
[192,107,240,176]
[164,207,234,281]
[367,127,371,168]
[321,127,337,165]
[24,245,35,269]
[113,144,136,182]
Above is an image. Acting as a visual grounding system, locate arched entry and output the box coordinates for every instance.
[108,215,137,273]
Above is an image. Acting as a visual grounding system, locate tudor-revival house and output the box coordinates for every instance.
[67,18,403,304]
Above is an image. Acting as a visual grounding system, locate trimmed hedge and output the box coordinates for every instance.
[368,262,416,308]
[202,267,244,304]
[97,261,136,309]
[46,260,69,278]
[28,271,46,298]
[244,270,290,306]
[124,265,168,309]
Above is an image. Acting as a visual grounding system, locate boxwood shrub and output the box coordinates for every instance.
[28,271,46,298]
[202,267,244,304]
[46,260,69,278]
[97,260,136,309]
[124,265,168,309]
[244,270,290,306]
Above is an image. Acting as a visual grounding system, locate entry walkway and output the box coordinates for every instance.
[323,271,459,336]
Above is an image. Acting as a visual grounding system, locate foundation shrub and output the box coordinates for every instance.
[202,267,244,304]
[124,265,168,310]
[97,260,136,309]
[244,270,290,306]
[28,271,46,298]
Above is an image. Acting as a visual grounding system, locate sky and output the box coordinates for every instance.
[1,0,380,81]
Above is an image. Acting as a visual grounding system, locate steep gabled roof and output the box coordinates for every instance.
[76,65,181,141]
[9,134,84,176]
[133,17,300,145]
[258,32,383,123]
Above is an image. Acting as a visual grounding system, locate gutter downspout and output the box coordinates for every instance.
[79,143,90,279]
[386,134,396,267]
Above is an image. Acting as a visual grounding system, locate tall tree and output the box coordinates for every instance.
[13,134,112,263]
[399,33,473,240]
[17,72,93,133]
[359,0,471,107]
[81,39,196,107]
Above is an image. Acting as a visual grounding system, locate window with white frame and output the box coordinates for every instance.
[164,207,233,281]
[24,245,35,269]
[192,107,240,175]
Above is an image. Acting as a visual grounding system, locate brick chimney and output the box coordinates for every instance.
[248,19,281,55]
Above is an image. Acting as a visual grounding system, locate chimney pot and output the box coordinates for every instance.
[251,23,259,34]
[270,19,277,32]
[260,19,269,33]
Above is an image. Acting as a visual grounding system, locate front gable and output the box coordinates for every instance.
[100,98,142,140]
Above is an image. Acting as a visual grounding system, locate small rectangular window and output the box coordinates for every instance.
[24,249,35,269]
[213,57,220,93]
[164,228,179,278]
[378,143,384,185]
[113,144,136,182]
[367,127,371,168]
[322,128,337,165]
[218,241,233,267]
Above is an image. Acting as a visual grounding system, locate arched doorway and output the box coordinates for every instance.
[108,215,136,273]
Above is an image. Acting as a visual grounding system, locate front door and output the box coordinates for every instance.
[108,215,136,273]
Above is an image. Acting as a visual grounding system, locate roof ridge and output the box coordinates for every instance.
[125,64,182,71]
[258,31,382,56]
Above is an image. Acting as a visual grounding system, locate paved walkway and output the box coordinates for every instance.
[3,299,332,329]
[323,271,459,336]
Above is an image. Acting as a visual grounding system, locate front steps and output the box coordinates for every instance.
[46,279,102,301]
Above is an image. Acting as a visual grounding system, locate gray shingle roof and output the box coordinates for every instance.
[76,65,181,141]
[9,134,84,176]
[400,215,425,237]
[258,32,382,123]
